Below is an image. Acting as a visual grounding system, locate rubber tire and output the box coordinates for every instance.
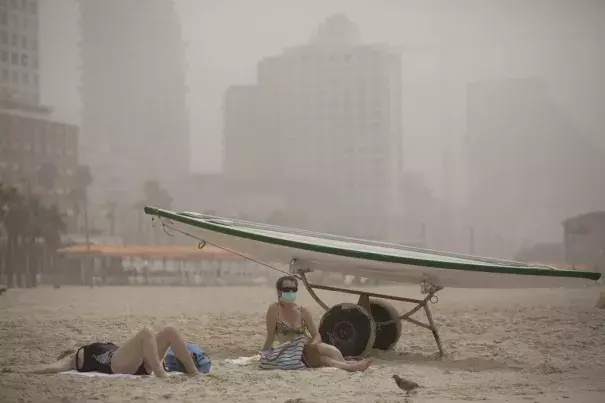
[318,303,376,357]
[369,298,402,350]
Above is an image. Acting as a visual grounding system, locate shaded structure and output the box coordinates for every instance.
[563,211,605,272]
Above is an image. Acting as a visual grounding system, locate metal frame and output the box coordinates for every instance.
[291,259,445,358]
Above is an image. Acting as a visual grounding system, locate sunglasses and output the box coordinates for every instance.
[281,287,298,293]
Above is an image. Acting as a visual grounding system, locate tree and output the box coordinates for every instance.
[104,201,118,237]
[142,179,173,209]
[73,165,93,247]
[0,183,66,287]
[140,180,173,244]
[37,162,58,205]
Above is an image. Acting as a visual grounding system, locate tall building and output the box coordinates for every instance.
[0,0,39,107]
[466,77,605,255]
[79,0,189,205]
[0,0,79,220]
[224,15,403,239]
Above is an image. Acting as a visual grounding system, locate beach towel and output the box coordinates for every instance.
[60,370,183,379]
[259,335,306,370]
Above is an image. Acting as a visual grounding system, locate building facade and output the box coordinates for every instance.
[0,0,39,107]
[0,110,79,209]
[0,0,80,216]
[224,15,403,239]
[79,0,189,205]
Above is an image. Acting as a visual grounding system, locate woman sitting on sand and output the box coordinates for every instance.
[16,326,199,377]
[263,275,372,372]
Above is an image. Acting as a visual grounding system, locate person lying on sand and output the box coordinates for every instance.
[14,326,200,377]
[263,275,372,372]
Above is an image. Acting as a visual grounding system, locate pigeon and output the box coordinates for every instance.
[0,287,6,295]
[392,374,420,396]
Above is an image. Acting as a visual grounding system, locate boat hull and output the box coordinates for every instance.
[162,217,599,289]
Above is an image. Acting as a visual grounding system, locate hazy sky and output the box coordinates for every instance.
[39,0,605,194]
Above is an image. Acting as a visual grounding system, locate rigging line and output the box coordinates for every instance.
[154,215,299,279]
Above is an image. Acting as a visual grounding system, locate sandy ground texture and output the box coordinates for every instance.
[1,284,604,403]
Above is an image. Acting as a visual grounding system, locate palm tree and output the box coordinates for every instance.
[73,165,93,247]
[1,184,27,287]
[1,183,67,287]
[37,162,58,205]
[104,201,118,237]
[141,180,173,244]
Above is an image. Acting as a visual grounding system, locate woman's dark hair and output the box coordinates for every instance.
[275,275,298,292]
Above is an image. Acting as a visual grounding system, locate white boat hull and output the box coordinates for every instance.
[166,219,597,289]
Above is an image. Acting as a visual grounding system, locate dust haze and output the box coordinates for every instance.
[18,0,605,262]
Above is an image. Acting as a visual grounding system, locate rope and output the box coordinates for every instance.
[152,212,298,278]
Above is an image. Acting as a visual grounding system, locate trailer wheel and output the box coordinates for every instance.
[318,303,376,357]
[369,299,402,350]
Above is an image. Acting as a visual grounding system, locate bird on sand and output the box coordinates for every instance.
[0,287,6,295]
[392,374,420,396]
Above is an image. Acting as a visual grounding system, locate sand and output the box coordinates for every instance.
[1,284,604,403]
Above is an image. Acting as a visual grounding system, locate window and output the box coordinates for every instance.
[20,53,27,67]
[10,0,16,9]
[0,50,6,62]
[0,11,6,25]
[28,0,35,14]
[11,32,17,45]
[1,68,8,81]
[10,69,16,82]
[10,51,16,64]
[31,37,35,50]
[20,0,25,10]
[21,71,27,84]
[21,34,26,48]
[22,16,27,29]
[0,29,7,44]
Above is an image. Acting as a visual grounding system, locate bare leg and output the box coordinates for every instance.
[110,328,167,378]
[316,342,346,361]
[319,356,372,372]
[153,326,199,375]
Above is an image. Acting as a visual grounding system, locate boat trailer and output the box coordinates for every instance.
[289,259,445,358]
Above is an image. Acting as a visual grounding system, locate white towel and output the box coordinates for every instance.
[224,354,261,366]
[60,370,184,378]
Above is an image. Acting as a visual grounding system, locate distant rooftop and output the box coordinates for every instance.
[309,14,361,46]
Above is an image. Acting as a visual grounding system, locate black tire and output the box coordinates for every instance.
[369,299,402,350]
[318,303,376,357]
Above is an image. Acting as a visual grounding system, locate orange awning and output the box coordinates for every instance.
[56,244,244,261]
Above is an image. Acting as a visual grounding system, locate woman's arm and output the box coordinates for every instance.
[21,353,76,374]
[302,307,321,344]
[262,303,278,351]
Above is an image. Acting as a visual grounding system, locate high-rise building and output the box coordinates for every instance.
[79,0,189,205]
[0,0,39,107]
[466,77,605,254]
[224,15,403,239]
[0,0,79,221]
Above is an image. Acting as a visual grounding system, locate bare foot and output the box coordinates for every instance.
[153,368,168,378]
[349,358,372,372]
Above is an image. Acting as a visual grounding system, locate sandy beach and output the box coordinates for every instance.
[1,284,604,403]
